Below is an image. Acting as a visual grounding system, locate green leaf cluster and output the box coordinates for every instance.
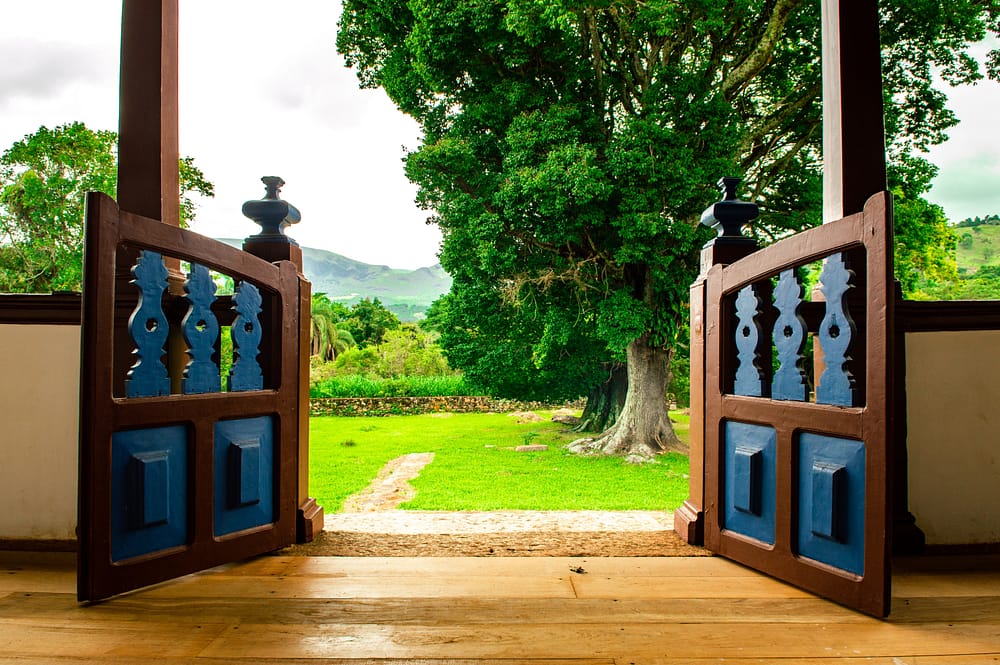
[0,122,214,293]
[338,0,1000,401]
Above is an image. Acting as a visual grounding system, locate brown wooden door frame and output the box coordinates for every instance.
[701,193,894,616]
[78,193,301,602]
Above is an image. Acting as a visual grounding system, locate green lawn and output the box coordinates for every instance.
[309,411,690,512]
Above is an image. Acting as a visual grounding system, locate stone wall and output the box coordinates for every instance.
[309,396,584,417]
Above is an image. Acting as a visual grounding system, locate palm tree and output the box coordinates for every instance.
[311,293,356,361]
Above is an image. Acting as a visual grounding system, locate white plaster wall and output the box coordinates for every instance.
[906,330,1000,545]
[0,325,79,540]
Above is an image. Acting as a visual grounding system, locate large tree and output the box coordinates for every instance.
[338,0,998,460]
[0,122,214,293]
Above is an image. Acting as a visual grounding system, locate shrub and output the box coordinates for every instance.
[309,374,473,398]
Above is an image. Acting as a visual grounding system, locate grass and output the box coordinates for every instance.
[309,410,690,512]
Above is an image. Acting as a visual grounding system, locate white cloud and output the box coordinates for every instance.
[0,1,441,270]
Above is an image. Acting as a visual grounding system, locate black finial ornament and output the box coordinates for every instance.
[242,176,301,245]
[700,176,759,243]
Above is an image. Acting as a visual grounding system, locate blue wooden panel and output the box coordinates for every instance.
[771,269,807,401]
[816,253,857,406]
[733,446,763,515]
[182,263,221,394]
[125,250,171,397]
[229,440,262,507]
[228,281,264,391]
[131,451,170,528]
[724,421,776,544]
[733,285,766,397]
[111,425,188,562]
[797,433,866,576]
[811,462,847,542]
[214,416,274,537]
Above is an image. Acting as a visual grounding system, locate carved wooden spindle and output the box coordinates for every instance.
[733,284,767,397]
[816,253,857,406]
[771,269,808,401]
[228,281,264,392]
[181,263,221,394]
[125,251,171,397]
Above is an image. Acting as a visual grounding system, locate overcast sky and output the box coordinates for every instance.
[2,3,999,270]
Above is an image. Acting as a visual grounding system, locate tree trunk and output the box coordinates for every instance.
[568,334,684,462]
[574,362,628,433]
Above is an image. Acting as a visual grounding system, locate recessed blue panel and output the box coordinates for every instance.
[797,433,866,576]
[724,421,776,545]
[733,446,763,515]
[214,416,274,537]
[811,462,847,542]
[229,440,262,507]
[112,425,188,562]
[131,451,170,527]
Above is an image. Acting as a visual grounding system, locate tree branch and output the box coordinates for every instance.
[721,0,805,99]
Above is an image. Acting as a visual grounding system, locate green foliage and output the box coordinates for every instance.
[309,412,690,512]
[338,0,997,427]
[0,122,214,293]
[0,123,115,292]
[377,325,452,376]
[345,297,401,347]
[330,346,381,375]
[310,374,472,398]
[310,292,356,360]
[887,157,958,296]
[321,323,455,377]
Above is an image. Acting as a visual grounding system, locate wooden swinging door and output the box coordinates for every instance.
[703,192,894,616]
[78,193,301,602]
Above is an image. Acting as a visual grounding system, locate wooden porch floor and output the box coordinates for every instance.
[1,551,998,663]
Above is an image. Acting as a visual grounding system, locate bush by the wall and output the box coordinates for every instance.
[310,374,472,399]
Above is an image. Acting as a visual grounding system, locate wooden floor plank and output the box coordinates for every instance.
[0,569,76,594]
[198,621,1000,660]
[571,574,815,599]
[264,555,751,578]
[0,659,613,665]
[890,596,1000,623]
[621,657,1000,665]
[894,571,1000,598]
[0,622,228,659]
[0,592,872,626]
[138,574,577,600]
[0,553,997,662]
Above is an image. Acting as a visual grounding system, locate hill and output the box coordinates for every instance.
[219,239,451,322]
[955,223,1000,275]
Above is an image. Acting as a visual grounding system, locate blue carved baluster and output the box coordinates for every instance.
[771,269,808,401]
[181,262,221,394]
[228,281,264,391]
[816,253,857,406]
[733,284,766,397]
[125,250,171,397]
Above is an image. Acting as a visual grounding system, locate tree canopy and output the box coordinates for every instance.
[338,0,1000,459]
[0,122,214,293]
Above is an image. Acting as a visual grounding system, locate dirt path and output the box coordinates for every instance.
[341,452,435,512]
[280,454,711,557]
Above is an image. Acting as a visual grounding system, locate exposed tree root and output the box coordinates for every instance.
[566,334,686,464]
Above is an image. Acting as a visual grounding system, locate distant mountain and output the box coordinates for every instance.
[219,239,451,322]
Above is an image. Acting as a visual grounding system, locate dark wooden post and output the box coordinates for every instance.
[675,178,759,545]
[118,0,180,226]
[242,177,323,544]
[821,0,886,222]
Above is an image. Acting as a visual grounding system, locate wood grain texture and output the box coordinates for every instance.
[0,553,997,662]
